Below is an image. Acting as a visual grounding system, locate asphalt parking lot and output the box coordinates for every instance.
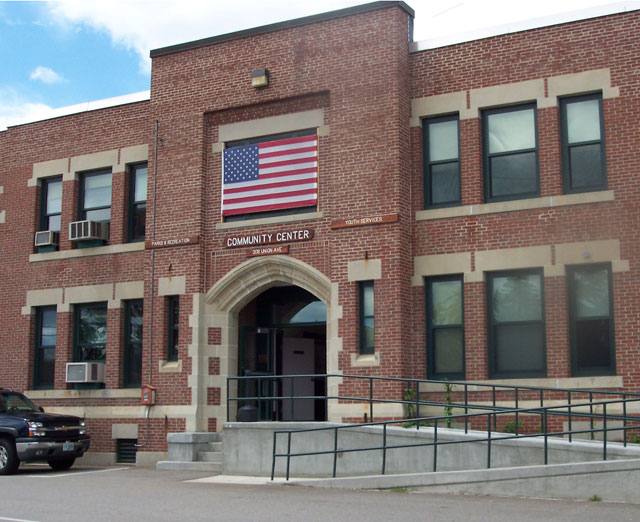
[1,465,639,522]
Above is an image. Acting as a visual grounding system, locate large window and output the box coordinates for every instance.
[167,296,179,362]
[568,264,615,376]
[40,177,62,233]
[487,270,546,378]
[75,302,107,362]
[560,93,606,193]
[426,276,464,379]
[124,300,143,388]
[359,281,374,355]
[423,115,460,208]
[482,104,539,202]
[34,306,56,389]
[79,169,112,223]
[128,163,147,242]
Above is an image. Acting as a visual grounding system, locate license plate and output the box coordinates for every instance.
[63,443,74,451]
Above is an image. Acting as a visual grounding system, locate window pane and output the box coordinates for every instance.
[490,152,537,197]
[569,144,602,189]
[434,328,464,374]
[78,305,107,361]
[574,267,609,318]
[567,99,600,143]
[41,308,57,347]
[85,207,111,222]
[362,284,374,315]
[430,162,460,205]
[289,300,326,324]
[36,347,55,388]
[46,180,62,214]
[128,302,144,343]
[488,108,535,153]
[495,324,544,372]
[134,166,148,203]
[431,280,462,325]
[84,172,112,209]
[362,317,374,349]
[576,319,611,368]
[47,214,61,232]
[492,274,542,322]
[132,204,146,239]
[429,120,458,162]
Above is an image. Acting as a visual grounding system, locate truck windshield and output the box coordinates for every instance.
[0,393,41,413]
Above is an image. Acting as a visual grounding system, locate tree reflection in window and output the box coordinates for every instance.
[76,303,107,361]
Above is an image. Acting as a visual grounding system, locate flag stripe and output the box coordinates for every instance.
[224,182,317,200]
[224,187,317,205]
[224,175,317,194]
[223,196,318,215]
[259,146,317,160]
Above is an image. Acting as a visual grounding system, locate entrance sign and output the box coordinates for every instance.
[146,236,199,249]
[247,245,290,257]
[226,228,314,248]
[330,213,398,229]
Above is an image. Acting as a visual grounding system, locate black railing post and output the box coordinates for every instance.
[568,390,572,443]
[515,388,519,436]
[623,395,628,447]
[415,380,420,430]
[590,392,594,440]
[543,409,548,465]
[603,402,608,461]
[271,432,277,481]
[285,432,292,480]
[382,424,387,475]
[333,427,338,478]
[257,376,262,420]
[227,378,230,422]
[540,389,544,409]
[492,387,497,431]
[487,414,492,469]
[464,384,469,434]
[325,374,329,420]
[370,377,374,423]
[433,418,438,472]
[290,376,295,421]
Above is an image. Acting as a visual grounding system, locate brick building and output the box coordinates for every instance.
[1,1,638,465]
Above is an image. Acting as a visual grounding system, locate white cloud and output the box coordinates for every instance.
[30,66,65,84]
[0,87,56,131]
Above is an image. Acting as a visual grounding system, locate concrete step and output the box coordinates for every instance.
[206,442,223,452]
[157,460,223,472]
[198,451,223,463]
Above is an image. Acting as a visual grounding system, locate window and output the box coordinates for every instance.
[222,129,318,222]
[124,300,143,388]
[79,169,112,223]
[423,115,460,208]
[483,104,539,202]
[427,276,464,379]
[128,163,147,242]
[34,306,56,389]
[560,93,606,193]
[167,296,179,362]
[487,270,546,378]
[359,281,374,355]
[568,264,615,376]
[75,302,107,362]
[40,177,62,233]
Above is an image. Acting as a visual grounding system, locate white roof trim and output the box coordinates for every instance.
[3,90,150,131]
[411,2,640,52]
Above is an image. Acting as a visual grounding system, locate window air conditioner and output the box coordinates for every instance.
[34,230,59,247]
[66,362,106,383]
[68,220,109,242]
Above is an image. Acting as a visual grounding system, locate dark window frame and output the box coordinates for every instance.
[567,263,616,377]
[426,275,465,380]
[39,176,62,232]
[127,163,147,243]
[560,92,607,194]
[73,302,108,363]
[359,281,374,355]
[487,268,547,379]
[422,114,461,209]
[78,168,112,222]
[123,299,143,388]
[482,103,540,203]
[34,306,57,390]
[167,296,179,362]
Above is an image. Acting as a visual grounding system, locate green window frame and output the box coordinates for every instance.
[74,302,108,362]
[123,300,143,388]
[423,114,460,208]
[167,296,179,362]
[359,281,374,355]
[487,269,546,379]
[568,264,615,376]
[426,275,465,379]
[34,306,56,389]
[127,163,147,242]
[40,176,62,233]
[560,93,606,193]
[79,169,112,223]
[482,103,539,202]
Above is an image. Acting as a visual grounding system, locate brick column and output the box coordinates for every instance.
[105,305,123,389]
[109,170,127,245]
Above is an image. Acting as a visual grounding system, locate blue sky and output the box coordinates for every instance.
[1,0,636,130]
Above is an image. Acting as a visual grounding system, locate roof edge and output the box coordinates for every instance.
[150,1,414,59]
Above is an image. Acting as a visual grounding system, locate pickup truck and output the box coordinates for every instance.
[0,389,90,475]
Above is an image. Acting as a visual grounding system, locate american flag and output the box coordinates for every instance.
[222,133,318,216]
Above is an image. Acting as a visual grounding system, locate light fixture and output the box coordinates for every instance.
[251,68,269,88]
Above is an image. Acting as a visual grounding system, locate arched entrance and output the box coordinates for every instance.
[239,286,326,421]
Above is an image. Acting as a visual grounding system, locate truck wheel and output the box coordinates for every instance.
[48,458,76,471]
[0,438,19,475]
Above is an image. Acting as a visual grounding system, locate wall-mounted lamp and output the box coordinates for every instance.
[251,68,269,88]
